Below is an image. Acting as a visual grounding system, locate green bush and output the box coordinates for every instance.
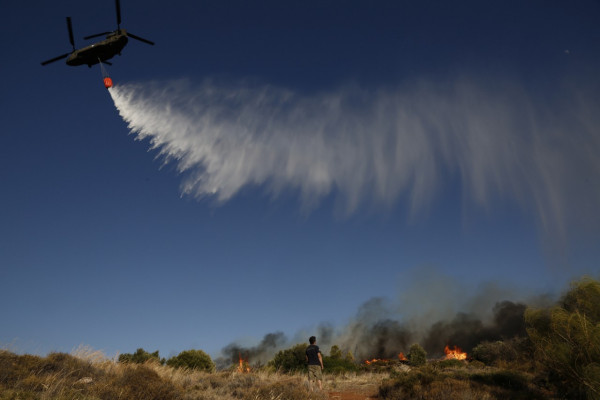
[329,345,343,360]
[166,349,215,372]
[408,343,427,367]
[525,276,600,399]
[323,356,358,374]
[119,348,163,364]
[269,344,307,373]
[322,345,358,374]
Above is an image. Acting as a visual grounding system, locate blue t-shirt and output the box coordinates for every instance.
[306,344,321,365]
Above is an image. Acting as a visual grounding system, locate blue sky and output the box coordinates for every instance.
[1,0,599,362]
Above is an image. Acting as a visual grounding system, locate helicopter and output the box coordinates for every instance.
[41,0,154,67]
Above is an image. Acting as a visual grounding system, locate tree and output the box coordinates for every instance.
[408,343,427,366]
[323,345,358,373]
[345,351,355,363]
[118,348,163,364]
[525,277,600,399]
[329,345,343,360]
[269,344,307,373]
[166,349,215,372]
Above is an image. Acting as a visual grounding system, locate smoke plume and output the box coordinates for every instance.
[213,272,551,368]
[109,77,600,245]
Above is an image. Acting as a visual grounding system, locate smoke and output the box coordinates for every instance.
[216,331,286,369]
[214,276,548,368]
[109,77,600,244]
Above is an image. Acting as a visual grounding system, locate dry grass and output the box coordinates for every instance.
[0,349,329,400]
[377,361,557,400]
[323,371,383,392]
[1,348,561,400]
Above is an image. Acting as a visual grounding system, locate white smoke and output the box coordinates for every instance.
[109,77,600,242]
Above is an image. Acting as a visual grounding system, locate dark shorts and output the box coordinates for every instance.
[308,364,322,381]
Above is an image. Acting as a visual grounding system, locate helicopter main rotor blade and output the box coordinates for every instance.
[84,31,111,40]
[66,17,75,49]
[115,0,122,29]
[127,32,154,45]
[41,53,70,66]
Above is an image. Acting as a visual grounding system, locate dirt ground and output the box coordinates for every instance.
[328,390,378,399]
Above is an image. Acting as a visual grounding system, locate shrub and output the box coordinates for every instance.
[323,344,358,374]
[323,356,358,374]
[471,339,527,366]
[166,349,215,372]
[269,344,307,373]
[41,352,94,379]
[103,364,179,400]
[408,344,427,367]
[380,365,442,398]
[0,351,43,385]
[525,277,600,399]
[470,369,528,390]
[329,345,342,359]
[437,359,465,369]
[119,348,163,364]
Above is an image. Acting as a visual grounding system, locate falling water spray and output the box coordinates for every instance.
[108,77,600,246]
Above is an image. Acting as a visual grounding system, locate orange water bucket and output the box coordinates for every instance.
[103,77,113,89]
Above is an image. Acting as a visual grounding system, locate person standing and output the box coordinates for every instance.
[305,336,324,391]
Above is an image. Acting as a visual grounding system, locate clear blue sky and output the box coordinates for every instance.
[1,0,599,362]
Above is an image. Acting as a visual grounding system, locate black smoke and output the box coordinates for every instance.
[216,331,287,370]
[215,283,544,368]
[422,301,527,356]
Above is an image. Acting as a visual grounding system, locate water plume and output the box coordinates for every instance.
[109,77,600,243]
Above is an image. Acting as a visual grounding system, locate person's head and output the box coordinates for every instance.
[309,336,316,344]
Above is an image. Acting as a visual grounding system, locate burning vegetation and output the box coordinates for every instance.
[444,345,467,360]
[1,277,598,399]
[237,353,251,373]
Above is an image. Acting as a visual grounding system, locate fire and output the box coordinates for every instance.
[364,354,406,365]
[444,345,467,360]
[237,353,251,373]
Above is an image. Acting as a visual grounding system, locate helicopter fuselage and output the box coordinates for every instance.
[66,31,128,67]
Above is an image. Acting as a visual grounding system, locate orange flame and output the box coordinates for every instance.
[398,352,407,361]
[237,353,251,373]
[444,345,467,360]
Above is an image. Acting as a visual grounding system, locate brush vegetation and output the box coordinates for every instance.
[2,277,599,399]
